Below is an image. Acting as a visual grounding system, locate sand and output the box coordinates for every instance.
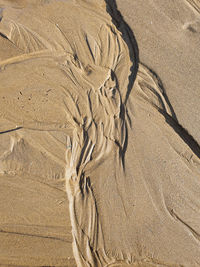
[0,0,200,266]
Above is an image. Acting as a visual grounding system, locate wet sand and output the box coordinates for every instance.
[0,0,200,266]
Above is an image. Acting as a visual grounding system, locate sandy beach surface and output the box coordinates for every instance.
[0,1,200,266]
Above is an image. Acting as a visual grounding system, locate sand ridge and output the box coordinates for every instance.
[186,0,200,13]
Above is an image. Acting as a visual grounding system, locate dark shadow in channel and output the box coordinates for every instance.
[105,0,200,162]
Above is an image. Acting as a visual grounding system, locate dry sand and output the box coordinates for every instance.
[0,0,200,266]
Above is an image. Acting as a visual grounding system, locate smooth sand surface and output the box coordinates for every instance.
[117,0,200,144]
[0,1,200,266]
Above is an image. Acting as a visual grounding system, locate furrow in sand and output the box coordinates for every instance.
[185,0,200,13]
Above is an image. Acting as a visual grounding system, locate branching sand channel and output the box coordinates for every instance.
[0,0,200,267]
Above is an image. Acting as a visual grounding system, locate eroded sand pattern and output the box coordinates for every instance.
[0,0,200,266]
[186,0,200,13]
